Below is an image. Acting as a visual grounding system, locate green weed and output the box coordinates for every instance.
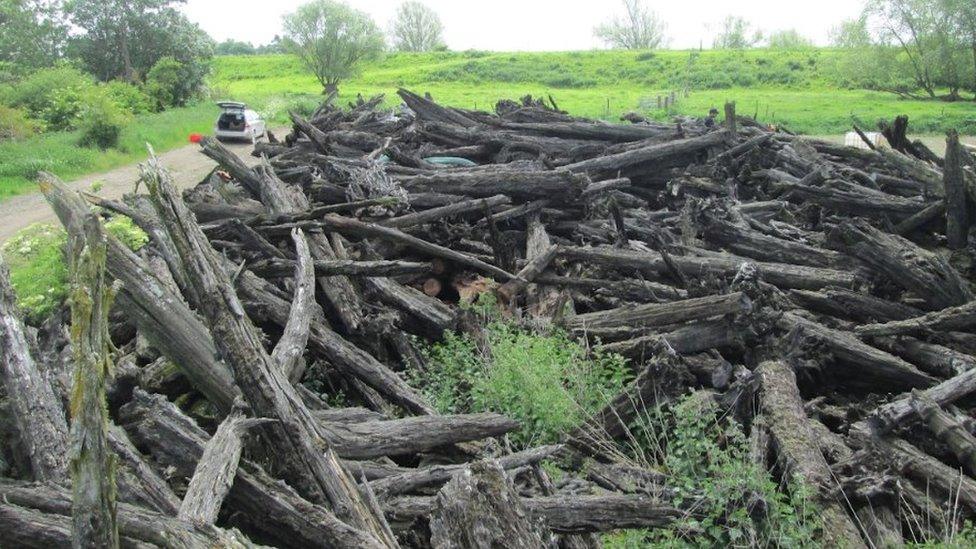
[602,394,823,548]
[1,217,147,322]
[417,307,630,446]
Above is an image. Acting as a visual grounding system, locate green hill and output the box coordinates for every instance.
[212,49,976,135]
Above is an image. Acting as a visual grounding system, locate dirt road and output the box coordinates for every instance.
[0,138,260,243]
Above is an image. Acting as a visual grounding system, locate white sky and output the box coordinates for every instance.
[182,0,865,51]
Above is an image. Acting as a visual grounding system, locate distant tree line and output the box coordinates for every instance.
[832,0,976,101]
[280,0,446,94]
[0,0,216,148]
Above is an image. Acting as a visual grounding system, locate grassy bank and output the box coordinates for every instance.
[0,102,217,200]
[213,50,976,135]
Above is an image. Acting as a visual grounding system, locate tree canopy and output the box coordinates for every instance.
[390,1,445,52]
[766,29,814,49]
[0,0,67,69]
[64,0,213,83]
[594,0,668,50]
[282,0,385,94]
[713,16,763,49]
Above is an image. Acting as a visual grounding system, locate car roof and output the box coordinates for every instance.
[217,101,246,110]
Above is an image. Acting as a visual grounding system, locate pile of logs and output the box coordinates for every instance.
[2,87,976,547]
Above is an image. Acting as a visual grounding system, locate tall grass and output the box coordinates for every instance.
[0,103,216,199]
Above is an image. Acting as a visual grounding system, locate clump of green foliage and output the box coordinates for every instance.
[418,298,630,446]
[1,217,147,323]
[78,91,131,149]
[604,394,823,547]
[0,105,39,140]
[145,56,206,109]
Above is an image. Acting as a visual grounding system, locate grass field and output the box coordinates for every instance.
[214,50,976,135]
[1,48,975,203]
[0,103,218,199]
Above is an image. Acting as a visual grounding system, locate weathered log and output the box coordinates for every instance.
[322,412,519,460]
[368,445,560,497]
[856,366,976,436]
[67,215,119,549]
[869,336,976,379]
[565,291,749,336]
[0,253,70,483]
[251,258,432,278]
[563,130,729,175]
[144,161,395,546]
[0,480,256,549]
[598,318,743,358]
[830,219,972,310]
[363,276,457,334]
[381,195,510,229]
[856,301,976,337]
[385,492,682,535]
[534,274,686,302]
[496,244,558,303]
[400,169,587,202]
[119,389,382,548]
[945,130,969,249]
[428,460,546,548]
[756,360,866,548]
[177,404,269,525]
[911,391,976,476]
[781,312,936,389]
[560,246,856,290]
[702,215,844,268]
[893,202,946,236]
[789,288,922,324]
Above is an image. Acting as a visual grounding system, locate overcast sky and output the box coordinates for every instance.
[182,0,864,51]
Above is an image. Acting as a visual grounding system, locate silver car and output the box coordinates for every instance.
[214,102,267,143]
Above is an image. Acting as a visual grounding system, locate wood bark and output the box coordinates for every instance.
[67,215,119,549]
[756,360,866,548]
[177,405,268,525]
[428,460,546,548]
[0,253,69,483]
[945,129,969,249]
[144,160,396,547]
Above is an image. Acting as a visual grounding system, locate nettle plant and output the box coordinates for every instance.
[418,297,630,447]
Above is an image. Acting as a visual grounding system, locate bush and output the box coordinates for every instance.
[0,105,39,140]
[145,56,200,109]
[4,63,93,120]
[418,299,631,446]
[102,80,154,114]
[40,85,87,131]
[77,90,131,149]
[2,218,147,323]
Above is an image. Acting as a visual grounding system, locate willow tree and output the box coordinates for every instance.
[283,0,385,94]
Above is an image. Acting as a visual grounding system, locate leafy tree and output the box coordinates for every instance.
[767,29,814,49]
[850,0,975,100]
[256,35,287,54]
[830,16,872,48]
[215,39,256,56]
[144,56,201,108]
[65,0,213,85]
[390,1,445,52]
[713,15,762,49]
[594,0,668,50]
[0,0,67,69]
[282,0,385,94]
